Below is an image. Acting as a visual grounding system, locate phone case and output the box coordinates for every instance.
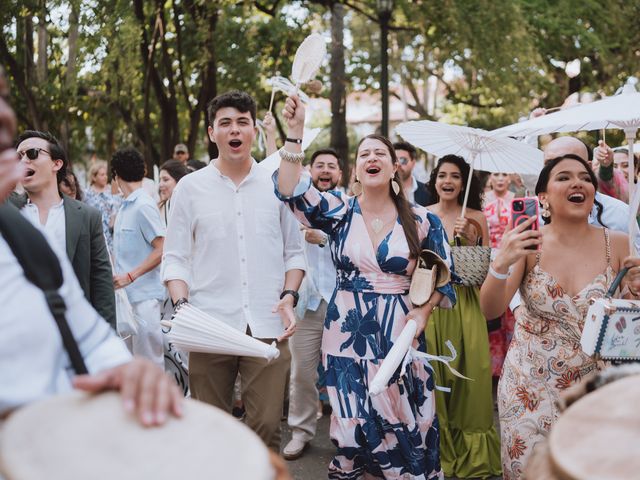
[511,197,540,250]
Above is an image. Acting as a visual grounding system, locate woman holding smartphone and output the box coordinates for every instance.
[480,154,635,479]
[425,155,501,479]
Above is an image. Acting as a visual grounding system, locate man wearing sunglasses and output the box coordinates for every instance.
[12,130,115,328]
[393,141,431,206]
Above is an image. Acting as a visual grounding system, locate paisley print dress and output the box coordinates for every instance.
[274,172,456,479]
[498,229,612,479]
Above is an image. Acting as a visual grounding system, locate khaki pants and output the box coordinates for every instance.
[287,300,326,442]
[189,339,291,451]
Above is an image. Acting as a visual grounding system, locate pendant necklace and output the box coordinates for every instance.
[371,218,385,234]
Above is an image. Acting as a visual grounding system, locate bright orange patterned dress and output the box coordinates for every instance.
[497,229,612,479]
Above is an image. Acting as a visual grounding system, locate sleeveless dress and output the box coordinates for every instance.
[425,240,502,479]
[274,172,456,479]
[498,228,612,479]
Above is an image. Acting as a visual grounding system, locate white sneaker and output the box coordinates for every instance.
[282,438,309,461]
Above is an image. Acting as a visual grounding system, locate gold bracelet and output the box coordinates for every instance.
[425,301,438,312]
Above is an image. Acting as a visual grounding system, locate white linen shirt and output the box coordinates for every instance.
[161,161,306,339]
[22,198,66,253]
[0,229,131,417]
[304,237,337,312]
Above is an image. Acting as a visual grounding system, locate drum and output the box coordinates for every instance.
[548,373,640,480]
[0,391,275,480]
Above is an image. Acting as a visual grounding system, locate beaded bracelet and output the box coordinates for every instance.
[279,147,305,164]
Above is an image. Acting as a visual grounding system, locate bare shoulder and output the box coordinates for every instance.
[467,208,488,225]
[607,228,630,257]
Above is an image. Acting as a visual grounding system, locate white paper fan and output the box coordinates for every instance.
[267,76,311,104]
[162,304,280,361]
[291,33,326,86]
[369,320,417,396]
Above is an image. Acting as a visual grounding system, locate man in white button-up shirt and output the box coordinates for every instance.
[283,148,342,460]
[162,90,305,451]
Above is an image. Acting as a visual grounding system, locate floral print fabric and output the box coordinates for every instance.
[483,190,516,377]
[274,171,456,479]
[498,230,612,479]
[84,188,122,254]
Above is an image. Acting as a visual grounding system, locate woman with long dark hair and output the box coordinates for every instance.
[276,95,456,479]
[158,160,189,225]
[480,154,634,479]
[425,154,501,478]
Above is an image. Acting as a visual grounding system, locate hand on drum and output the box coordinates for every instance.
[72,357,183,427]
[273,295,297,342]
[493,215,542,272]
[623,257,640,296]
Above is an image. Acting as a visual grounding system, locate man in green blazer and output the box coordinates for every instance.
[13,130,116,328]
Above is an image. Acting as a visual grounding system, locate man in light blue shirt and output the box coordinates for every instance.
[111,147,166,367]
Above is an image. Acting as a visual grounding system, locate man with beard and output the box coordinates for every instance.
[283,148,342,460]
[393,141,430,206]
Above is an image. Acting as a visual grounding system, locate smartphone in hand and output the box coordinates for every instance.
[511,197,540,250]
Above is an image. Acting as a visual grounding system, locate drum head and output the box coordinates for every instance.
[0,391,274,480]
[549,374,640,480]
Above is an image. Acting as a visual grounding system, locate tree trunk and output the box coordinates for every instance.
[329,2,349,186]
[36,0,48,85]
[60,0,80,158]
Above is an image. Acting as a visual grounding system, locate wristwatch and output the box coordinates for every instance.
[319,234,328,248]
[280,290,299,308]
[172,297,189,311]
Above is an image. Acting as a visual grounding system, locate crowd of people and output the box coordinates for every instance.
[3,64,640,480]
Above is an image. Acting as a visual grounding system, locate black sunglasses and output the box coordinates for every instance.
[18,147,51,160]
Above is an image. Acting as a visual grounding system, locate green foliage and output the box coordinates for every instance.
[0,0,639,169]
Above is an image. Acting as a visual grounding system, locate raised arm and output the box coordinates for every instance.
[277,94,305,197]
[480,215,541,319]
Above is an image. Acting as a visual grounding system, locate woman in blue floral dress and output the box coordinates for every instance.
[275,96,455,480]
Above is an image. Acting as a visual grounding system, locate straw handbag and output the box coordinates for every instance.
[450,217,491,288]
[409,249,451,306]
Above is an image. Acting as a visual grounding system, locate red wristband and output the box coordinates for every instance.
[127,272,134,283]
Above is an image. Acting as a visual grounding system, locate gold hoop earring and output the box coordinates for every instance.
[391,180,400,196]
[351,180,363,196]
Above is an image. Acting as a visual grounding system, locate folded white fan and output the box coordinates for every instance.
[162,304,280,361]
[369,320,471,396]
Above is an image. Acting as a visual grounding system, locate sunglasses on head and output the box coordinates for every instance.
[18,147,51,160]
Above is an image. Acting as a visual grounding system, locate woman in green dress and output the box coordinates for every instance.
[425,155,501,478]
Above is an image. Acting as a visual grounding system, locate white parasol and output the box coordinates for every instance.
[493,82,640,250]
[395,120,543,216]
[369,320,470,396]
[258,127,323,174]
[162,304,280,361]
